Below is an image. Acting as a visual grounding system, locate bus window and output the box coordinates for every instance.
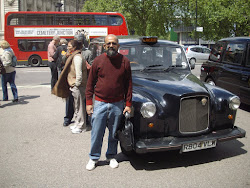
[92,15,108,25]
[26,14,44,25]
[18,40,26,51]
[18,39,48,51]
[45,14,54,25]
[74,15,91,25]
[7,14,25,25]
[109,15,123,26]
[55,15,73,25]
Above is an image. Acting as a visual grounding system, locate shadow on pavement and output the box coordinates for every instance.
[40,83,50,86]
[0,95,40,108]
[117,139,247,171]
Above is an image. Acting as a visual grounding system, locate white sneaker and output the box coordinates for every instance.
[109,158,119,169]
[70,125,77,130]
[71,128,82,134]
[86,159,97,171]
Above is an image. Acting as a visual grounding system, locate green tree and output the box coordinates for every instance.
[82,0,176,38]
[82,0,123,12]
[121,0,174,37]
[178,0,250,41]
[82,0,250,41]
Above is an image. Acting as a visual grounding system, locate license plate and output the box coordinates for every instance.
[182,140,217,152]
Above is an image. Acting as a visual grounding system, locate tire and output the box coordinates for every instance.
[120,143,134,156]
[206,77,216,86]
[29,55,41,67]
[189,58,196,65]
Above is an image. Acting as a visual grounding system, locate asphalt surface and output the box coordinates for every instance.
[0,66,250,188]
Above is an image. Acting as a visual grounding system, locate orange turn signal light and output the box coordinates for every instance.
[228,114,233,120]
[148,123,154,128]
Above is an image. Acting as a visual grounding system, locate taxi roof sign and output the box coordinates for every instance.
[141,36,158,44]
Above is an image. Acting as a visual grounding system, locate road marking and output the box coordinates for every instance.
[17,85,51,89]
[0,85,50,91]
[26,70,50,72]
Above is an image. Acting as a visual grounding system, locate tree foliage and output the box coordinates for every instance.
[82,0,175,38]
[82,0,250,41]
[178,0,250,41]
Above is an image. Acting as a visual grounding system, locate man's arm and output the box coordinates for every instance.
[124,58,133,107]
[85,61,97,115]
[85,60,98,106]
[52,47,60,62]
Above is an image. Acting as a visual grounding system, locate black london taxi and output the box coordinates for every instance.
[200,37,250,105]
[91,36,246,155]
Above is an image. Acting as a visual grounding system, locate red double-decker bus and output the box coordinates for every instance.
[4,11,128,66]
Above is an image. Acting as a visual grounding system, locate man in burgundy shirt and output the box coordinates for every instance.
[85,34,132,171]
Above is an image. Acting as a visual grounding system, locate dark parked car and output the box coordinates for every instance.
[200,37,250,105]
[91,36,246,155]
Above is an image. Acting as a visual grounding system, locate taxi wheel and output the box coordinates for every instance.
[120,144,134,156]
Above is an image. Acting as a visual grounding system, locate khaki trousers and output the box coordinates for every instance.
[70,86,86,129]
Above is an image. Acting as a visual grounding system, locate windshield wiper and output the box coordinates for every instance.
[147,64,163,68]
[163,65,183,72]
[141,64,163,71]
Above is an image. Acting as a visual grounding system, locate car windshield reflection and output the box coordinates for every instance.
[119,45,188,71]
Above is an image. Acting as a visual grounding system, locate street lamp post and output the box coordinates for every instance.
[55,2,63,12]
[195,0,198,45]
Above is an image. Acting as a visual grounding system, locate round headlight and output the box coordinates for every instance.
[229,96,241,110]
[140,102,156,118]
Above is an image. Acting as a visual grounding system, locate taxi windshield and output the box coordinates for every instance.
[119,44,188,71]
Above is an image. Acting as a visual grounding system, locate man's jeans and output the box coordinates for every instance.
[89,100,124,160]
[48,61,58,90]
[1,71,18,100]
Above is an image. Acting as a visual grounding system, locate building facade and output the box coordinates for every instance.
[0,0,85,40]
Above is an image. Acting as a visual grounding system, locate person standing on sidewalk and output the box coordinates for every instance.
[52,38,68,76]
[48,35,60,90]
[85,34,132,171]
[0,58,6,106]
[53,38,74,127]
[0,40,18,102]
[52,39,87,133]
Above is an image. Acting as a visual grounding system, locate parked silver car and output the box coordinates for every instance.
[184,45,211,64]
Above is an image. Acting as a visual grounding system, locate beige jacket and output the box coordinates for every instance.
[0,49,15,73]
[52,50,87,98]
[67,54,87,88]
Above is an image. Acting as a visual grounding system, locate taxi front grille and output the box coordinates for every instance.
[179,96,209,134]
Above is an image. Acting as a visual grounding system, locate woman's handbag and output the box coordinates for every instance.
[0,59,6,74]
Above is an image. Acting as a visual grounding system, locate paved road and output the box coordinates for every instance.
[0,66,249,188]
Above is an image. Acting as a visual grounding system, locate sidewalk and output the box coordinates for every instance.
[0,86,124,187]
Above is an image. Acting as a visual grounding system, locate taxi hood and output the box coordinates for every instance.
[132,71,209,100]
